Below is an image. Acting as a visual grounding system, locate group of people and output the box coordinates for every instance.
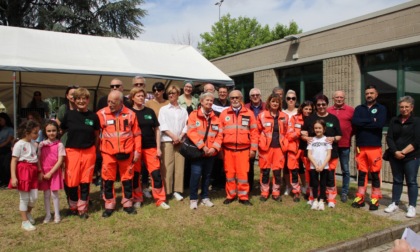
[2,76,419,232]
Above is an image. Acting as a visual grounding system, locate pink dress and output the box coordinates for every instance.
[38,140,64,191]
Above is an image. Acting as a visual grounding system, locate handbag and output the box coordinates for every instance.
[180,117,211,160]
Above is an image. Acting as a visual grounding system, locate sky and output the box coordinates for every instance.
[139,0,411,47]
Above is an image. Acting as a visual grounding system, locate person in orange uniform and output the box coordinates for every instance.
[257,93,289,202]
[97,90,141,218]
[220,90,258,206]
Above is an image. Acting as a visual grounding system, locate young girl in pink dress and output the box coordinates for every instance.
[38,120,65,223]
[9,120,41,231]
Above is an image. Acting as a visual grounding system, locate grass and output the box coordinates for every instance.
[0,180,400,252]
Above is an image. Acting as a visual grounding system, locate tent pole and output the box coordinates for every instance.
[12,71,17,138]
[93,75,103,111]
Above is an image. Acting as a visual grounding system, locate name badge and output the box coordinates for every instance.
[294,123,301,129]
[263,122,271,127]
[106,119,115,125]
[211,125,219,131]
[241,116,250,126]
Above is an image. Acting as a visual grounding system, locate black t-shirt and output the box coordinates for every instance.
[131,107,159,149]
[97,95,132,111]
[302,113,342,159]
[61,110,100,149]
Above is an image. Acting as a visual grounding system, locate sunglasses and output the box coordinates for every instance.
[153,88,164,92]
[230,96,240,100]
[250,94,260,97]
[133,83,145,87]
[286,97,296,101]
[317,103,327,107]
[110,84,121,89]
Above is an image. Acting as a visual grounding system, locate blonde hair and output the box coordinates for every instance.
[73,88,90,99]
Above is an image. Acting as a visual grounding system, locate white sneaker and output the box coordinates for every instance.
[384,202,398,213]
[43,214,51,224]
[159,202,170,210]
[284,186,291,196]
[318,201,325,211]
[173,192,184,201]
[406,205,416,218]
[54,215,61,224]
[328,202,335,208]
[201,198,214,207]
[307,200,314,206]
[133,202,142,208]
[190,200,198,210]
[311,201,319,210]
[21,220,36,231]
[142,188,152,199]
[27,213,35,225]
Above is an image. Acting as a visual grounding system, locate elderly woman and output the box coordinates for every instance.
[60,88,99,219]
[159,85,188,202]
[301,94,342,208]
[186,92,222,209]
[384,96,420,218]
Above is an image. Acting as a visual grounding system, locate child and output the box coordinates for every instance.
[307,120,332,211]
[9,120,41,231]
[38,120,65,223]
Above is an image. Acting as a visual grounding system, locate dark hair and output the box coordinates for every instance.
[265,93,282,111]
[17,120,39,139]
[28,91,42,108]
[218,85,228,92]
[27,111,43,124]
[42,120,60,139]
[0,112,13,128]
[315,94,329,105]
[152,82,165,91]
[365,85,377,91]
[314,119,326,131]
[297,100,314,115]
[64,85,79,106]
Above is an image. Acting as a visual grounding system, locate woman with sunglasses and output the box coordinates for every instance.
[301,94,341,208]
[146,82,169,118]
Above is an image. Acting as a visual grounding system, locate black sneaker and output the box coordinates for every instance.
[79,213,89,219]
[341,194,348,203]
[293,195,300,202]
[123,207,137,215]
[351,196,365,208]
[238,200,253,206]
[272,195,282,202]
[223,198,235,205]
[369,198,379,211]
[260,196,268,202]
[66,209,78,216]
[102,209,114,218]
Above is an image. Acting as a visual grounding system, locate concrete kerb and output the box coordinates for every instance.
[312,218,420,252]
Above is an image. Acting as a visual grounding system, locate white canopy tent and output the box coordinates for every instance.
[0,25,234,126]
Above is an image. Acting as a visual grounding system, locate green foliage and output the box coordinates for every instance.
[198,14,302,59]
[0,0,147,39]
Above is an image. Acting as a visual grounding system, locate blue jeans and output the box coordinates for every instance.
[338,148,350,195]
[190,156,215,200]
[389,157,420,207]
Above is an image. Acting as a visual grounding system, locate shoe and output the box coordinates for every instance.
[133,202,142,208]
[21,220,36,231]
[328,202,335,208]
[301,186,307,195]
[351,196,365,208]
[238,199,253,206]
[384,202,399,213]
[173,192,184,201]
[79,213,89,219]
[66,209,78,216]
[27,213,35,225]
[340,194,348,203]
[406,205,416,218]
[54,216,61,224]
[284,186,291,196]
[190,200,198,210]
[102,209,114,218]
[159,202,170,210]
[369,198,379,211]
[318,201,325,211]
[272,195,282,202]
[43,214,52,224]
[143,188,152,199]
[223,198,235,205]
[307,200,313,206]
[123,207,137,215]
[311,201,319,210]
[201,198,214,207]
[293,195,300,202]
[260,196,268,202]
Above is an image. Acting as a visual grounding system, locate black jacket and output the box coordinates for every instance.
[386,115,420,161]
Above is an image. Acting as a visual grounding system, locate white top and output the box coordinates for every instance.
[12,139,38,163]
[307,136,332,169]
[282,108,298,118]
[158,103,188,142]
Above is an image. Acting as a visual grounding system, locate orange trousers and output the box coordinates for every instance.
[259,147,284,198]
[355,146,383,200]
[223,149,250,200]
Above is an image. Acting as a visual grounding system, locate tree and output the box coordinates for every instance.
[0,0,147,39]
[198,14,302,60]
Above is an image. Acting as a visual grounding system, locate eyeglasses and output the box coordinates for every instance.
[317,103,327,107]
[286,97,296,101]
[230,96,240,100]
[153,89,164,92]
[133,83,145,87]
[168,92,177,95]
[110,85,121,89]
[250,94,260,97]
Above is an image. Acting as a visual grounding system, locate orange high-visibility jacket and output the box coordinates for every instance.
[187,108,222,155]
[257,110,289,152]
[220,106,258,151]
[97,106,141,155]
[287,114,304,154]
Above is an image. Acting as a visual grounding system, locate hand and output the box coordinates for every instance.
[250,150,256,158]
[43,173,52,180]
[306,137,313,144]
[156,149,162,158]
[172,136,180,145]
[392,239,417,252]
[11,177,17,187]
[395,151,405,160]
[316,166,323,172]
[207,148,216,156]
[133,151,141,163]
[326,137,334,144]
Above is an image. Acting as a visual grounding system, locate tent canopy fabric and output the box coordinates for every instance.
[0,25,233,115]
